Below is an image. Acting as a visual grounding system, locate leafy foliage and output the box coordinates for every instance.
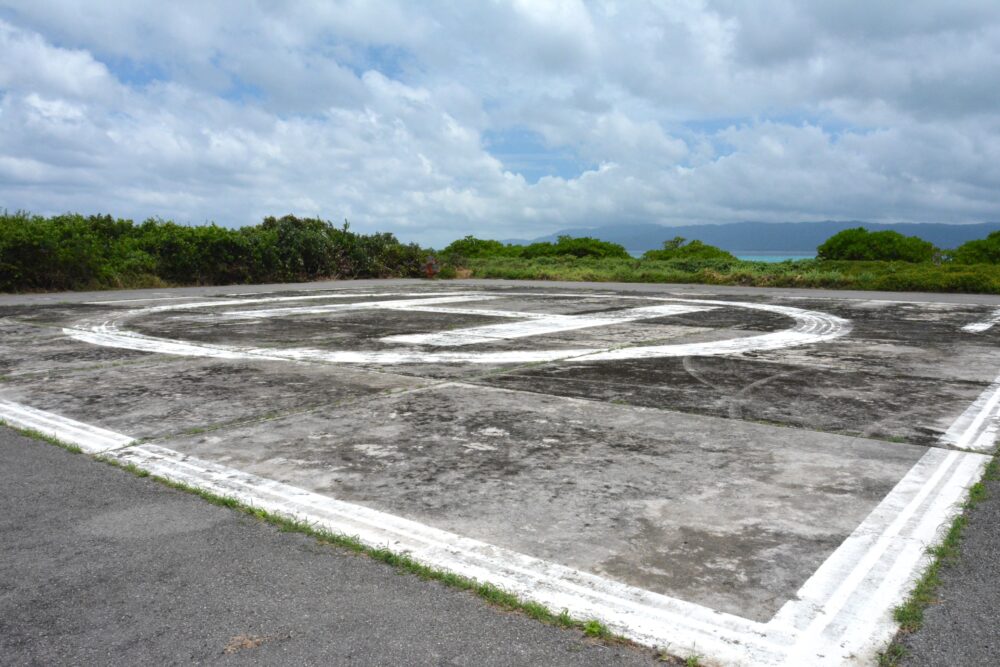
[816,227,938,262]
[442,234,629,265]
[0,212,428,292]
[519,235,631,259]
[641,237,736,261]
[951,231,1000,264]
[440,235,514,259]
[462,256,1000,294]
[7,213,1000,296]
[446,227,1000,294]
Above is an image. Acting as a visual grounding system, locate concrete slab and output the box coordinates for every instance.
[0,319,156,377]
[154,382,925,623]
[475,357,986,446]
[0,358,424,439]
[1,281,997,665]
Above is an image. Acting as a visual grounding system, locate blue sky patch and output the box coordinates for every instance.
[483,128,595,183]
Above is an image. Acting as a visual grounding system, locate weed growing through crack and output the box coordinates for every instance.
[1,420,83,453]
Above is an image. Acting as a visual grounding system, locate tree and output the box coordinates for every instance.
[952,231,1000,264]
[816,228,937,263]
[641,237,735,261]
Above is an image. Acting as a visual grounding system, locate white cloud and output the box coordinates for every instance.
[0,3,999,246]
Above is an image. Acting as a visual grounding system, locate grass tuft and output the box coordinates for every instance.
[878,455,998,664]
[877,642,907,666]
[1,420,83,453]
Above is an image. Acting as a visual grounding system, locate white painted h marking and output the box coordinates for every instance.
[381,304,717,347]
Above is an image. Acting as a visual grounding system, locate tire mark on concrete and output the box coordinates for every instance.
[727,368,813,420]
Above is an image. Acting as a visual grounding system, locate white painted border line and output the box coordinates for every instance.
[0,399,134,453]
[940,373,1000,452]
[962,307,1000,333]
[0,398,779,662]
[106,442,791,666]
[774,447,990,665]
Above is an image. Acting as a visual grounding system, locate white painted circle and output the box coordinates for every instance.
[65,291,851,364]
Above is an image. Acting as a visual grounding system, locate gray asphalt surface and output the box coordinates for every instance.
[900,468,1000,666]
[0,427,657,666]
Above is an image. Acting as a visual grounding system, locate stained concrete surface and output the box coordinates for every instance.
[158,382,924,622]
[1,280,998,640]
[0,357,425,439]
[0,427,655,666]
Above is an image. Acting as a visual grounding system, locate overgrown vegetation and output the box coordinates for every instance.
[440,234,630,268]
[951,230,1000,265]
[817,227,938,263]
[0,211,429,292]
[448,228,1000,294]
[461,256,1000,293]
[5,211,1000,294]
[642,237,736,262]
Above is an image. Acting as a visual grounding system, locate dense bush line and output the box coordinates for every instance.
[817,227,938,262]
[5,211,1000,294]
[951,231,1000,265]
[437,226,1000,294]
[641,237,737,261]
[441,234,630,266]
[0,212,428,292]
[445,230,1000,294]
[462,256,1000,294]
[448,228,1000,267]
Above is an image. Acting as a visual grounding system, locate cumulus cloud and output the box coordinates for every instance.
[0,2,998,245]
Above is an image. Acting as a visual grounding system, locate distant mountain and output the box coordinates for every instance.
[503,221,1000,254]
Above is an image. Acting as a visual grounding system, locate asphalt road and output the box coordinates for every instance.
[899,468,1000,666]
[0,427,656,666]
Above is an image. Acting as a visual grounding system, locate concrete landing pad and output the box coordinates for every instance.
[154,383,924,623]
[1,281,997,666]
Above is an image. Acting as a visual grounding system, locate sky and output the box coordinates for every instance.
[1,1,999,247]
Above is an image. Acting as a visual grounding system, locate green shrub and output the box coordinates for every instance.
[641,237,736,262]
[441,234,630,265]
[441,235,512,258]
[519,235,630,259]
[0,211,429,292]
[817,227,937,262]
[460,255,1000,295]
[952,231,1000,264]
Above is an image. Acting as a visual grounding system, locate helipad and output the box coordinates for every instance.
[1,280,997,665]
